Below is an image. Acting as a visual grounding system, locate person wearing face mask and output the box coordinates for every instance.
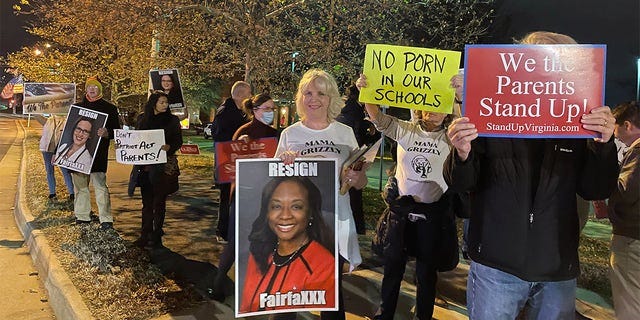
[233,93,280,141]
[208,93,280,301]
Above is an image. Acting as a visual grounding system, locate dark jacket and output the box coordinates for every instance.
[608,141,640,240]
[336,99,380,147]
[232,118,279,141]
[372,176,459,272]
[444,137,618,281]
[128,112,183,196]
[76,97,121,173]
[212,97,248,142]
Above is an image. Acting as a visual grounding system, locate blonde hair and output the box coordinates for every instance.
[295,69,342,121]
[519,31,577,45]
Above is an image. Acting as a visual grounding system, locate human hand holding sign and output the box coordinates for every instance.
[279,150,299,165]
[447,117,478,162]
[581,106,615,143]
[340,165,368,195]
[97,127,108,138]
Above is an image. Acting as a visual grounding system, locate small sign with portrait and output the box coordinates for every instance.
[148,69,185,110]
[235,158,339,317]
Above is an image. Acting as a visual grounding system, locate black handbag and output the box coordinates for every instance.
[436,212,459,272]
[371,207,407,261]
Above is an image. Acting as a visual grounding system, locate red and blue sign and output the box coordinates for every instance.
[463,44,606,138]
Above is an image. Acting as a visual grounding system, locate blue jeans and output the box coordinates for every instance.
[42,151,74,195]
[467,262,576,320]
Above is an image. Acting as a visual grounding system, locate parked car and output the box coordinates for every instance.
[203,123,213,139]
[192,123,205,135]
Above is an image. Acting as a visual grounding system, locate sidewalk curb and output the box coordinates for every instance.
[13,120,95,320]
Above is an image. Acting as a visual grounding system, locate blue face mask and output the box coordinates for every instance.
[260,111,274,125]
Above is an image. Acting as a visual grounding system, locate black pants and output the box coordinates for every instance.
[140,171,168,241]
[217,196,236,276]
[216,182,231,240]
[376,218,440,320]
[348,188,366,234]
[320,256,347,320]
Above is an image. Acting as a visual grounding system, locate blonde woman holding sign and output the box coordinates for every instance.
[277,69,367,319]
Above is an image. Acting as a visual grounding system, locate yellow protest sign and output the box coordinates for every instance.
[360,44,461,114]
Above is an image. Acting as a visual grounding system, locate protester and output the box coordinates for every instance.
[211,81,251,242]
[335,84,380,234]
[129,91,183,248]
[277,69,368,320]
[444,31,619,319]
[72,75,121,230]
[40,114,74,201]
[54,117,95,173]
[240,176,335,314]
[608,100,640,320]
[357,74,457,319]
[234,93,279,141]
[210,93,280,301]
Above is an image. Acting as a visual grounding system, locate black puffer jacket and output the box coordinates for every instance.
[444,137,618,281]
[211,97,247,142]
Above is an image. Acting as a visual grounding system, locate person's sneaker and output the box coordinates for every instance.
[69,194,75,202]
[100,222,113,230]
[75,219,91,225]
[48,194,56,199]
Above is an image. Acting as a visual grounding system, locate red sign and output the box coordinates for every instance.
[214,137,278,183]
[463,44,606,138]
[179,144,200,155]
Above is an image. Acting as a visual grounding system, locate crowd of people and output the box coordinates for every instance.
[38,30,638,320]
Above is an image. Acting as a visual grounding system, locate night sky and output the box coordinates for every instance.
[0,1,36,56]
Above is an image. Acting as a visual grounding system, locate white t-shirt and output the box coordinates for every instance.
[276,121,361,271]
[375,114,450,203]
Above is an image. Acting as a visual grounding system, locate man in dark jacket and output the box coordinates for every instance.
[444,31,619,319]
[211,81,251,241]
[73,75,121,230]
[608,101,640,319]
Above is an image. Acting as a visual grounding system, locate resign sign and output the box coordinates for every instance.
[463,44,606,138]
[360,44,461,113]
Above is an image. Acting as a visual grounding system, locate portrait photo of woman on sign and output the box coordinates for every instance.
[54,116,95,173]
[240,176,336,316]
[149,69,184,110]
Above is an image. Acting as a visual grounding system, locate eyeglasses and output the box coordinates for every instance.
[75,127,91,135]
[253,106,276,111]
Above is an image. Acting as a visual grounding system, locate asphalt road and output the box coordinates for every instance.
[0,115,54,319]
